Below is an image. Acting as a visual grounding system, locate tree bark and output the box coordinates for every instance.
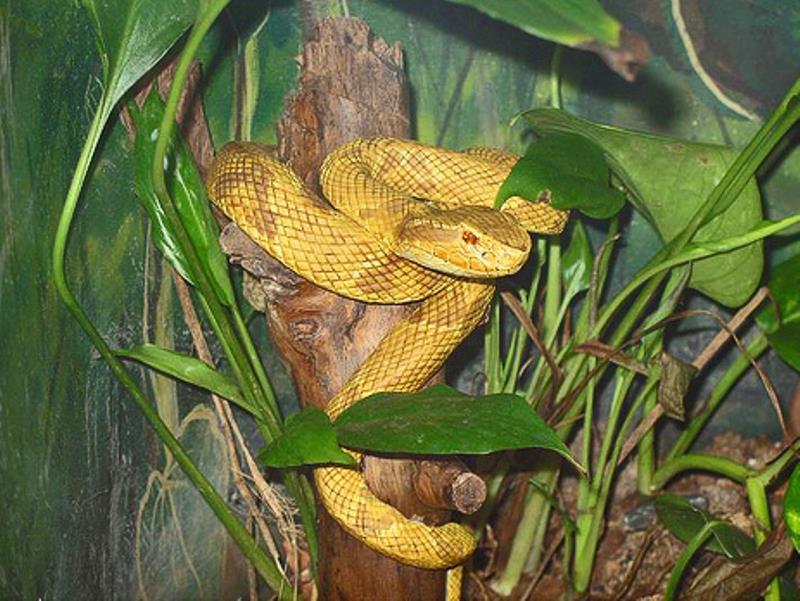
[219,17,483,600]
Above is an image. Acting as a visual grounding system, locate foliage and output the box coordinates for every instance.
[259,408,356,468]
[130,89,234,304]
[442,0,620,48]
[655,494,755,557]
[757,253,800,371]
[523,109,765,307]
[261,385,580,470]
[785,464,800,554]
[47,1,800,600]
[495,132,626,218]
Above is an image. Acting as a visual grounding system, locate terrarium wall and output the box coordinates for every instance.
[1,0,798,599]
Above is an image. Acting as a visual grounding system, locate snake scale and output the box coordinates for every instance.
[207,138,568,600]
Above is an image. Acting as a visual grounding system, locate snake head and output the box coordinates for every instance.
[396,205,532,278]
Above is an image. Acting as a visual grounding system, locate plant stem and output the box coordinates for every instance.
[636,383,657,494]
[745,477,781,600]
[492,461,559,595]
[652,453,754,490]
[664,522,716,601]
[756,437,800,487]
[149,2,322,569]
[484,298,503,393]
[572,370,640,593]
[543,240,562,340]
[51,73,291,600]
[502,258,543,393]
[232,303,278,409]
[550,45,564,109]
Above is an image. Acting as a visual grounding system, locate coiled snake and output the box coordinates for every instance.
[207,138,568,600]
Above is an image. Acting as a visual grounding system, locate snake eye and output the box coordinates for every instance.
[461,230,479,245]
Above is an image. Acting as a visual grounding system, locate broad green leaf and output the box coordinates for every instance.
[130,90,235,305]
[259,409,356,469]
[443,0,620,48]
[757,253,800,372]
[116,343,253,413]
[496,133,626,219]
[562,220,593,301]
[524,109,764,307]
[81,0,196,116]
[334,384,583,472]
[766,327,800,373]
[655,494,756,557]
[783,463,800,553]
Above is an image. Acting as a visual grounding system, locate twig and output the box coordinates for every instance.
[521,527,565,601]
[609,528,658,601]
[170,271,293,576]
[692,286,769,371]
[618,405,664,468]
[676,307,786,438]
[500,290,563,406]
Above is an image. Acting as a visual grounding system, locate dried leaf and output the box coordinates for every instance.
[684,526,794,601]
[658,352,698,420]
[574,340,648,374]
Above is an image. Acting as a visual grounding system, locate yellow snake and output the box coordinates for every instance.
[207,137,568,599]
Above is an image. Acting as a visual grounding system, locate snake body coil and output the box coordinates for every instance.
[207,138,568,599]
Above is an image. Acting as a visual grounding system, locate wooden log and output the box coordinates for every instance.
[219,16,486,600]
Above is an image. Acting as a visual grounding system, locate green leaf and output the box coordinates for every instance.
[259,409,356,469]
[495,133,626,219]
[443,0,620,48]
[767,326,800,373]
[81,0,197,115]
[562,220,593,301]
[655,493,756,557]
[130,90,235,305]
[757,253,800,371]
[783,463,800,554]
[116,343,253,413]
[334,384,583,472]
[524,109,764,307]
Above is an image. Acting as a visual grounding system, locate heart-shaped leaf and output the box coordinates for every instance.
[496,133,626,219]
[524,109,764,307]
[656,493,756,557]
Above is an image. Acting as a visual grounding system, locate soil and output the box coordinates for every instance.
[466,432,787,600]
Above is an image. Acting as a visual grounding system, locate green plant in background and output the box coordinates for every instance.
[49,0,800,600]
[477,57,800,598]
